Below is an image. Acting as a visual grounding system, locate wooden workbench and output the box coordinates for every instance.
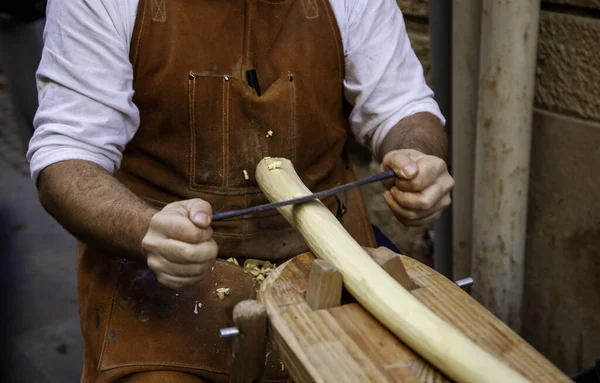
[259,252,571,382]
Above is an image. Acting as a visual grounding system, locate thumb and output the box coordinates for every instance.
[185,199,213,228]
[381,150,419,180]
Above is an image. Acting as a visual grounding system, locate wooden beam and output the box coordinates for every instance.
[305,259,343,310]
[255,157,530,383]
[230,300,268,383]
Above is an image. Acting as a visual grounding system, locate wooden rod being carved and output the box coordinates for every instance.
[255,157,529,383]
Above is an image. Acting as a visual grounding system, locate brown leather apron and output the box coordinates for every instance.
[77,0,376,381]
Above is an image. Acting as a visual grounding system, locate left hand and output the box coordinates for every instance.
[381,149,454,227]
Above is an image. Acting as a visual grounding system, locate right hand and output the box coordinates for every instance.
[142,199,218,290]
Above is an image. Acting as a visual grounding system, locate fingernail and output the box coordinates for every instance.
[402,163,418,178]
[193,213,210,226]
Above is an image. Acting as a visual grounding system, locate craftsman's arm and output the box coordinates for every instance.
[38,160,218,289]
[341,0,452,227]
[37,160,157,262]
[377,112,447,161]
[30,0,216,290]
[377,113,454,227]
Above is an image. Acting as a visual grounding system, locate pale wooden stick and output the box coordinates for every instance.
[255,157,529,383]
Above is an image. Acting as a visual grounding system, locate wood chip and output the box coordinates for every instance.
[243,169,249,180]
[226,257,240,267]
[267,161,282,170]
[243,259,275,285]
[266,130,274,138]
[216,287,231,300]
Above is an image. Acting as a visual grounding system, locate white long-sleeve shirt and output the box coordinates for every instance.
[27,0,444,182]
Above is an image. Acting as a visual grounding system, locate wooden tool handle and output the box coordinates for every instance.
[255,157,529,383]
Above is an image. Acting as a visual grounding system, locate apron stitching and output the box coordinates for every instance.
[301,0,319,19]
[320,0,343,81]
[188,74,196,188]
[222,79,230,187]
[98,361,230,375]
[242,194,248,245]
[151,0,166,22]
[290,72,297,166]
[131,0,148,67]
[243,0,253,72]
[97,261,124,371]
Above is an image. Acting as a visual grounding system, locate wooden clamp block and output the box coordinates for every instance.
[230,300,268,383]
[305,259,343,310]
[364,247,414,290]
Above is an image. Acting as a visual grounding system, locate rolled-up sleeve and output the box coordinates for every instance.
[343,0,445,158]
[27,0,139,182]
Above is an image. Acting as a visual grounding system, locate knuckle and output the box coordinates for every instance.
[142,235,161,252]
[148,213,161,228]
[405,210,419,221]
[181,245,199,263]
[181,226,200,242]
[447,177,456,190]
[410,178,424,191]
[156,274,171,288]
[141,235,153,250]
[146,256,161,271]
[197,226,213,242]
[443,196,452,208]
[204,240,219,258]
[419,196,435,210]
[438,160,448,173]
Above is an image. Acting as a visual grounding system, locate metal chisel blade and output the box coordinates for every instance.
[212,169,396,221]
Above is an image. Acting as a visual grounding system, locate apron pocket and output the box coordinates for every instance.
[98,260,257,375]
[188,72,296,192]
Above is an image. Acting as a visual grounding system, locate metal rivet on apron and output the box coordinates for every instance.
[189,74,195,80]
[224,75,230,82]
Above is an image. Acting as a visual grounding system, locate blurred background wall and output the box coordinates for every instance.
[349,0,600,374]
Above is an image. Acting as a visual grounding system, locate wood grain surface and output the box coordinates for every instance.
[230,300,268,383]
[259,252,571,383]
[255,158,534,383]
[305,259,343,311]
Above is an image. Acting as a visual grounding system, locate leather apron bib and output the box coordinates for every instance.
[77,0,376,381]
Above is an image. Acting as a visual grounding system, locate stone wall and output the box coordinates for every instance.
[523,1,600,374]
[523,110,600,374]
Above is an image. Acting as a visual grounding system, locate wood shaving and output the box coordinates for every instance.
[243,169,249,180]
[226,257,240,267]
[280,360,285,371]
[215,287,231,300]
[265,130,274,138]
[194,301,202,314]
[243,259,275,285]
[267,161,282,170]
